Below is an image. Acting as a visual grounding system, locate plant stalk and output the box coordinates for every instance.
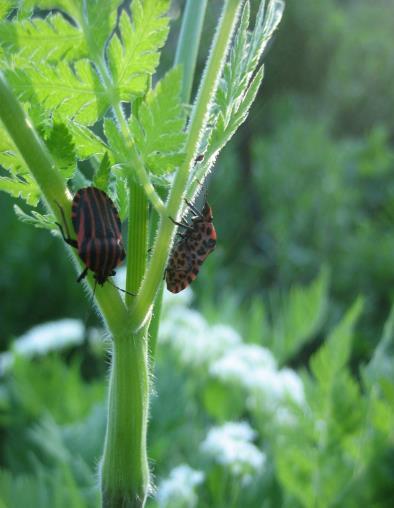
[174,0,209,103]
[126,180,148,304]
[0,71,127,336]
[129,0,244,333]
[101,327,150,508]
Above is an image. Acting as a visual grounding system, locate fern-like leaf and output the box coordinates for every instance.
[67,122,108,161]
[363,306,394,388]
[44,122,76,179]
[82,0,122,58]
[0,174,40,206]
[108,0,170,98]
[130,67,186,175]
[6,60,108,125]
[268,269,329,364]
[14,204,56,230]
[0,13,86,64]
[0,125,41,206]
[310,298,363,391]
[93,152,111,192]
[205,0,284,159]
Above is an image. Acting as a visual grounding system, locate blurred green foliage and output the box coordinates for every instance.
[1,0,394,506]
[0,282,393,507]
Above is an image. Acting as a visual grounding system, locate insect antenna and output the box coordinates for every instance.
[107,279,137,296]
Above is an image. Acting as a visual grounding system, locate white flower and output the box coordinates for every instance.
[160,307,241,368]
[15,319,84,355]
[162,286,194,310]
[200,422,266,481]
[209,344,304,413]
[209,344,277,386]
[156,464,204,508]
[0,319,84,372]
[277,368,305,405]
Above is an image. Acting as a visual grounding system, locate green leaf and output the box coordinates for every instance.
[93,152,111,192]
[0,1,15,20]
[108,0,170,98]
[0,174,40,206]
[82,0,121,58]
[14,204,56,230]
[130,67,187,175]
[0,13,86,64]
[7,60,108,125]
[115,176,128,221]
[310,298,363,390]
[268,268,329,363]
[0,124,41,205]
[363,306,394,388]
[209,65,265,158]
[20,0,81,21]
[44,122,76,179]
[0,124,27,173]
[205,0,284,159]
[67,122,108,160]
[103,118,126,160]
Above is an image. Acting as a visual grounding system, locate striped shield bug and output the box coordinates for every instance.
[56,186,133,294]
[165,199,217,293]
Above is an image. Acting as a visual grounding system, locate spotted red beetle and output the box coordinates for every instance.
[166,199,217,293]
[56,186,127,287]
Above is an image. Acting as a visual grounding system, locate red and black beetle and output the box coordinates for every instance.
[56,186,126,286]
[166,199,217,293]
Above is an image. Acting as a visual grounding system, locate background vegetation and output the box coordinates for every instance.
[1,0,394,506]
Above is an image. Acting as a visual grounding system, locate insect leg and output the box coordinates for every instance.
[184,199,203,219]
[55,222,78,248]
[54,201,78,248]
[77,266,89,282]
[169,216,194,230]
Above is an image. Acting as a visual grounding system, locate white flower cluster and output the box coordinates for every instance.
[155,464,204,508]
[210,343,305,415]
[160,291,242,368]
[0,319,85,373]
[200,421,266,483]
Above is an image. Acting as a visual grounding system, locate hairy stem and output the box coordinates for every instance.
[101,328,150,508]
[145,0,209,357]
[0,72,127,336]
[96,59,165,215]
[94,46,151,508]
[126,180,148,304]
[130,0,244,333]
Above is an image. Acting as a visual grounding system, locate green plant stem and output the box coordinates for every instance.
[126,180,148,304]
[130,0,244,333]
[0,73,66,206]
[145,0,209,357]
[95,53,151,507]
[147,282,164,359]
[0,71,127,336]
[96,59,165,215]
[175,0,208,103]
[101,327,150,508]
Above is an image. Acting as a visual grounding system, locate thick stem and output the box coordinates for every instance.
[129,0,244,333]
[174,0,209,103]
[0,71,127,336]
[101,328,150,508]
